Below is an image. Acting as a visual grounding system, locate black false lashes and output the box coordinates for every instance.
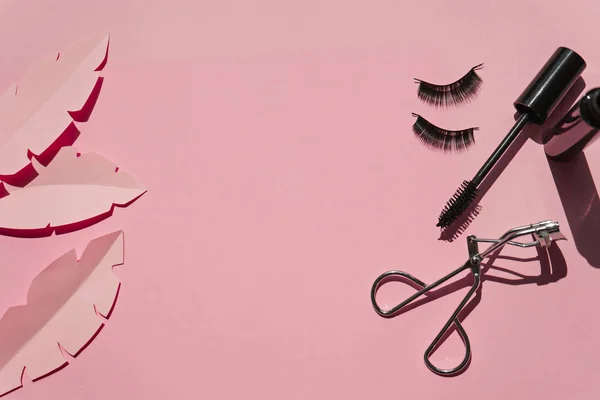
[411,63,483,153]
[415,63,484,108]
[412,113,477,153]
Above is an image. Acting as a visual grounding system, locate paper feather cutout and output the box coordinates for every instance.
[0,34,109,180]
[0,230,124,396]
[0,146,145,236]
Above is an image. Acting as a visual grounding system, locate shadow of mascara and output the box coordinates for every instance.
[548,152,600,268]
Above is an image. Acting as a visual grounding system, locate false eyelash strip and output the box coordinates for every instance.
[415,63,484,108]
[411,113,478,153]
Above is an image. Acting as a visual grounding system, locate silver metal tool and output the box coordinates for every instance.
[370,220,565,376]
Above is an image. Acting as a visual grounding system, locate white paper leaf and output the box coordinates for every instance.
[0,34,109,178]
[0,231,124,396]
[0,146,145,235]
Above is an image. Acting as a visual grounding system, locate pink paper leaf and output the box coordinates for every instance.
[0,146,146,236]
[0,230,124,396]
[0,34,109,179]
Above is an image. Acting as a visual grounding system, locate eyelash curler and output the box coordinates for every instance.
[370,220,565,376]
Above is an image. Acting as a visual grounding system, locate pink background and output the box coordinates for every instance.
[0,0,599,398]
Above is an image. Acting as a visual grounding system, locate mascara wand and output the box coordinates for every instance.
[437,47,586,228]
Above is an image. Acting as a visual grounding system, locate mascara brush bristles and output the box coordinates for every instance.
[438,204,483,242]
[437,180,478,228]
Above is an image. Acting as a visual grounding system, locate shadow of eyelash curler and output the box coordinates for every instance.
[370,220,565,376]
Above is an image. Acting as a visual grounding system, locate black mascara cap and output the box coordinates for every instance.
[514,47,586,124]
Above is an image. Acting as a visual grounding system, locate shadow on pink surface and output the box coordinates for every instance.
[372,242,566,376]
[548,152,600,268]
[439,78,587,242]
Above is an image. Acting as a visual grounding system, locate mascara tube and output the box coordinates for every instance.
[543,88,600,161]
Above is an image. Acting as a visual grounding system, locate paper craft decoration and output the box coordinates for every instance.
[0,230,124,396]
[0,34,109,181]
[0,146,145,236]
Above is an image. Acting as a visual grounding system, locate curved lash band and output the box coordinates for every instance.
[415,63,484,107]
[411,113,478,153]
